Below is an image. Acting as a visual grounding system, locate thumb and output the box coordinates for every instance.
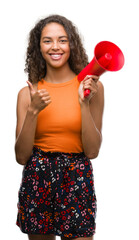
[26,80,35,96]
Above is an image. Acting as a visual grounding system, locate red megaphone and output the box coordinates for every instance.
[77,41,125,97]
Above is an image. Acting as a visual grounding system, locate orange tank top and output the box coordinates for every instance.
[34,76,83,153]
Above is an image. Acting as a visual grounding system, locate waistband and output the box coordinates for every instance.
[32,146,86,158]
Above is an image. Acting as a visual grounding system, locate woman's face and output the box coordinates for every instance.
[40,22,70,69]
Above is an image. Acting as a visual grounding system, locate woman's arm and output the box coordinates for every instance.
[15,86,38,165]
[15,82,51,165]
[79,75,104,159]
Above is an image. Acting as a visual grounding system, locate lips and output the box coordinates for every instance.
[49,53,63,60]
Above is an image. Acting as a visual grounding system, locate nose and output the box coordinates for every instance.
[52,41,60,50]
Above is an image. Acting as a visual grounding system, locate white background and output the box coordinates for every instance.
[0,0,139,239]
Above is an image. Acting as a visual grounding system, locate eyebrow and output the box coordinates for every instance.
[42,36,68,40]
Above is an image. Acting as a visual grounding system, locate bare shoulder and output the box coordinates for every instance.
[18,86,29,97]
[90,80,104,106]
[96,80,104,102]
[97,80,104,94]
[17,86,30,108]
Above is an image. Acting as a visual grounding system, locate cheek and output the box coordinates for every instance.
[40,41,50,52]
[64,45,70,58]
[62,43,70,52]
[40,45,49,59]
[40,45,46,54]
[66,50,70,59]
[67,45,70,55]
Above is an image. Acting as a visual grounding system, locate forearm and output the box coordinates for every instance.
[15,107,38,165]
[80,102,102,159]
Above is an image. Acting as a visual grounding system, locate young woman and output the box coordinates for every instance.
[15,15,104,240]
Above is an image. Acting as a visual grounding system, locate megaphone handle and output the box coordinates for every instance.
[84,89,91,97]
[84,53,112,98]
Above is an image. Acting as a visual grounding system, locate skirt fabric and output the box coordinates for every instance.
[16,146,97,238]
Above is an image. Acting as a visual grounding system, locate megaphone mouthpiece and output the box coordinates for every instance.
[105,53,112,60]
[97,53,112,68]
[94,41,124,72]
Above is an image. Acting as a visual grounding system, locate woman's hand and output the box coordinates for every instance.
[27,81,51,114]
[78,75,99,105]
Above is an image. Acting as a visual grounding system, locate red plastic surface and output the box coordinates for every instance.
[78,41,125,97]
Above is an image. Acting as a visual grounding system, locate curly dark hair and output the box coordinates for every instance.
[25,14,89,83]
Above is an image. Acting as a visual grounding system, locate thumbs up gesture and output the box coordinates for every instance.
[27,81,51,114]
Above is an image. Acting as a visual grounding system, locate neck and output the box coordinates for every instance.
[44,63,76,83]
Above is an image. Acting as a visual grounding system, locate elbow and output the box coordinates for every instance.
[85,135,102,160]
[16,157,27,166]
[86,151,99,160]
[15,153,27,165]
[88,137,102,159]
[15,146,27,166]
[85,146,100,159]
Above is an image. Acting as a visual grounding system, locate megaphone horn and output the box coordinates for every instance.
[77,41,125,97]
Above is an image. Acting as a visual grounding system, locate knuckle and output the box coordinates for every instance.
[38,91,42,96]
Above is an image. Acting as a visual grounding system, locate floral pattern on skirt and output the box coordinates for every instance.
[16,146,97,238]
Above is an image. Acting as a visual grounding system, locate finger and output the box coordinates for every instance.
[41,96,51,102]
[93,76,99,83]
[84,81,98,91]
[41,99,52,105]
[45,99,52,105]
[87,75,99,80]
[83,79,95,85]
[38,89,50,98]
[83,75,99,83]
[39,89,48,93]
[38,91,50,99]
[42,88,49,92]
[39,89,50,95]
[84,85,97,96]
[26,80,35,95]
[84,79,98,88]
[83,75,92,81]
[84,84,98,91]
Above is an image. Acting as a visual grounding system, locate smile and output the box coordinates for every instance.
[49,54,63,60]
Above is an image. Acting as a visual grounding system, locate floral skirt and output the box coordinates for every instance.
[16,146,97,238]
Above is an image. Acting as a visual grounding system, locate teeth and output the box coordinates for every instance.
[50,54,62,59]
[52,55,60,58]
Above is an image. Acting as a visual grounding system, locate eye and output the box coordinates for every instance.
[60,39,68,43]
[43,40,51,43]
